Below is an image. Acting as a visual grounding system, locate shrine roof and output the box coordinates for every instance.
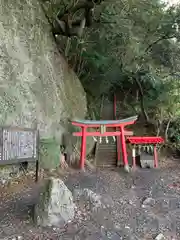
[127,136,164,144]
[72,116,138,125]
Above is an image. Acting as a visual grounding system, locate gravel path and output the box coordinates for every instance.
[1,161,180,239]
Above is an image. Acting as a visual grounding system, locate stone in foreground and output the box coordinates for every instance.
[33,178,75,227]
[155,233,166,240]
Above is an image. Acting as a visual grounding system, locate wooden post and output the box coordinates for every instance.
[117,135,121,165]
[120,126,129,172]
[114,94,118,164]
[80,126,87,170]
[132,146,136,168]
[35,160,39,182]
[154,144,158,168]
[117,126,121,165]
[35,129,39,183]
[114,94,117,119]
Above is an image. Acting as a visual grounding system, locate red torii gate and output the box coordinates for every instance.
[72,116,138,170]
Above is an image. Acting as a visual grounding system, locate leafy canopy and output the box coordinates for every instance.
[44,0,180,144]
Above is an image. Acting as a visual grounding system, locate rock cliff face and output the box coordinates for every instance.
[0,0,87,141]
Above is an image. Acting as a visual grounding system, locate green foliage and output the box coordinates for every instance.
[47,0,180,148]
[80,1,180,130]
[167,119,180,150]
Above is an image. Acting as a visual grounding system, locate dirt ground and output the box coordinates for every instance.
[0,157,180,240]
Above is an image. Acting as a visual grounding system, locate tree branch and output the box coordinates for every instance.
[145,34,175,53]
[53,0,104,38]
[57,0,94,19]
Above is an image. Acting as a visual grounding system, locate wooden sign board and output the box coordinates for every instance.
[0,126,39,181]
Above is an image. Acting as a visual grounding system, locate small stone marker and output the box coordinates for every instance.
[33,178,75,227]
[141,197,155,208]
[155,233,166,240]
[140,152,154,168]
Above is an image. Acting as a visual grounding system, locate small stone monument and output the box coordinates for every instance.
[140,152,154,168]
[33,178,75,227]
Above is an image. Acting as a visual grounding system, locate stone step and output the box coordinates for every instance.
[97,149,116,154]
[95,142,117,167]
[97,147,116,151]
[98,142,116,145]
[95,159,117,167]
[96,155,117,159]
[96,100,119,167]
[96,152,117,156]
[96,147,117,153]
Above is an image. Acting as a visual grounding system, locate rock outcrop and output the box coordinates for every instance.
[0,0,94,170]
[0,0,86,138]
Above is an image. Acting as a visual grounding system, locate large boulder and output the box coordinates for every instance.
[0,0,94,170]
[33,178,75,227]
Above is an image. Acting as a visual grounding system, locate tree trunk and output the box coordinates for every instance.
[133,75,149,122]
[156,119,162,136]
[165,119,171,142]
